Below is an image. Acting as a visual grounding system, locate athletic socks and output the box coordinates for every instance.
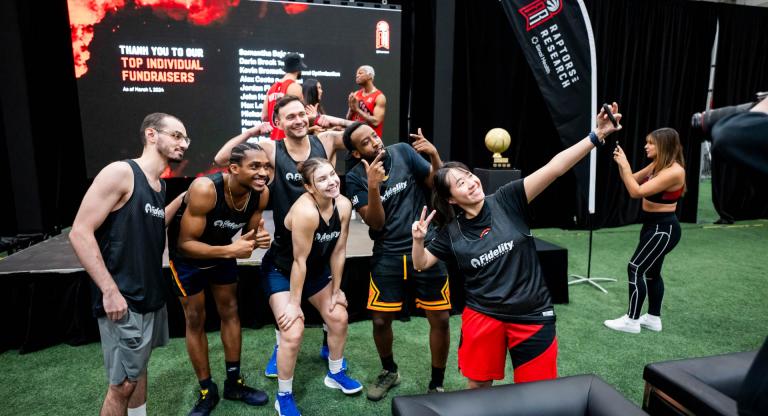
[380,355,398,373]
[429,366,445,389]
[329,357,344,374]
[127,403,147,416]
[199,377,214,390]
[226,361,240,381]
[278,377,293,394]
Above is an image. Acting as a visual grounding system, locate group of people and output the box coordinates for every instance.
[72,69,702,416]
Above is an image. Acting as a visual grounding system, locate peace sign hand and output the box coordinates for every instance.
[412,205,436,241]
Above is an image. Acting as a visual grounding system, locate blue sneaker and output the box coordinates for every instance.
[274,391,301,416]
[324,369,363,395]
[319,345,348,371]
[265,345,278,378]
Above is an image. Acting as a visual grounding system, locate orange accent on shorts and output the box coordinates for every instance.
[415,276,452,310]
[367,273,402,311]
[168,260,187,297]
[402,255,407,281]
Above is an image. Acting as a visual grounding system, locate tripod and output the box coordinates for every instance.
[568,214,616,293]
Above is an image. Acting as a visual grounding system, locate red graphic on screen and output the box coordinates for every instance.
[376,20,390,50]
[68,0,240,78]
[283,3,309,15]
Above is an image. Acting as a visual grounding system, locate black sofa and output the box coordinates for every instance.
[391,374,647,416]
[642,350,758,415]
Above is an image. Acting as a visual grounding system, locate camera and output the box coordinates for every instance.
[691,91,767,140]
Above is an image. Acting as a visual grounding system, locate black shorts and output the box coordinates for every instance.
[367,254,451,312]
[169,258,239,297]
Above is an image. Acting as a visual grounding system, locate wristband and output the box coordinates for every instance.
[589,131,604,147]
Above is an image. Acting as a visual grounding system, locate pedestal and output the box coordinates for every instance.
[473,168,522,195]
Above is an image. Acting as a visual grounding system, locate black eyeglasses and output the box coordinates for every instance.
[155,129,191,145]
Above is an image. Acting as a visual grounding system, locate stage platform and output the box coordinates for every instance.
[0,212,567,353]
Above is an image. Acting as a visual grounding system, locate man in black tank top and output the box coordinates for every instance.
[213,95,353,378]
[343,122,451,398]
[168,143,272,414]
[69,113,189,416]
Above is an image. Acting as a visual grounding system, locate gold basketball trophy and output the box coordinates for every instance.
[475,128,520,194]
[484,128,511,168]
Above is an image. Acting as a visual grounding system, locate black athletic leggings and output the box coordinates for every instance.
[626,212,681,319]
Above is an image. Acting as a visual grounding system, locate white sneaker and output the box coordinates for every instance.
[638,314,662,332]
[603,315,641,334]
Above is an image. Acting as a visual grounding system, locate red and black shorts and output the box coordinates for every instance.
[367,254,451,312]
[458,307,558,383]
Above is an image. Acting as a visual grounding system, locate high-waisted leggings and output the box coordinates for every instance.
[626,212,681,319]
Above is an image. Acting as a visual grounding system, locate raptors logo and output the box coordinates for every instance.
[518,0,562,31]
[376,21,390,50]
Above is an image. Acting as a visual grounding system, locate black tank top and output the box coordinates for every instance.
[273,200,341,278]
[444,192,553,323]
[92,159,167,317]
[168,172,260,267]
[266,136,327,256]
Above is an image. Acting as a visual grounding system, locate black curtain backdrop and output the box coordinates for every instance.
[584,0,717,227]
[709,4,768,222]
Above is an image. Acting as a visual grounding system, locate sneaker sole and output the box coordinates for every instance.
[274,399,301,416]
[366,377,401,401]
[640,323,662,332]
[264,371,278,378]
[603,322,640,334]
[324,375,363,395]
[224,392,269,406]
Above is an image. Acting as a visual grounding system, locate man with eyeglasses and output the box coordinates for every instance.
[69,113,189,416]
[167,142,274,415]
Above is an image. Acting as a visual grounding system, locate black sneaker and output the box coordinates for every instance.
[189,383,220,416]
[223,375,269,406]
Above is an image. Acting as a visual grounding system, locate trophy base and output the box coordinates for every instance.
[473,168,522,195]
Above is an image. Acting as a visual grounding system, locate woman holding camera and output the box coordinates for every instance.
[604,128,685,334]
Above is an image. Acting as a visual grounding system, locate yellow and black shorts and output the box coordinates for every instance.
[367,254,451,312]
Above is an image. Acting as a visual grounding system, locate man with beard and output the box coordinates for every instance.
[346,65,386,138]
[69,113,189,416]
[168,142,273,415]
[214,95,351,380]
[342,122,449,399]
[263,52,306,140]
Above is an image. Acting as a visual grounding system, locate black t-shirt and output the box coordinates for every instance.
[272,202,341,277]
[92,160,167,317]
[266,136,328,259]
[427,179,554,323]
[345,143,432,255]
[168,172,261,268]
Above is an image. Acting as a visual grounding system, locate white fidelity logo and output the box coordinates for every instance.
[315,231,340,243]
[285,172,303,184]
[213,220,246,230]
[144,203,165,219]
[470,240,515,269]
[380,181,407,203]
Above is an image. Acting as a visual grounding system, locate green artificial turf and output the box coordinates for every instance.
[2,219,766,415]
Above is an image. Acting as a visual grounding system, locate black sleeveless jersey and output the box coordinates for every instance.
[168,172,260,267]
[427,180,553,323]
[92,159,167,317]
[266,136,327,258]
[273,201,341,277]
[345,143,432,255]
